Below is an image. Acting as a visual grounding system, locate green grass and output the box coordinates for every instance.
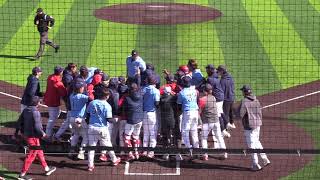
[309,0,320,12]
[211,0,282,98]
[242,0,319,88]
[282,107,320,179]
[0,165,17,179]
[0,108,19,179]
[0,108,19,125]
[278,0,320,65]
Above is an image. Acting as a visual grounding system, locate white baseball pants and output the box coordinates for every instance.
[45,107,61,137]
[143,111,157,148]
[181,110,199,148]
[245,127,268,166]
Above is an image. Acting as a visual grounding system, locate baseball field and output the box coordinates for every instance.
[0,0,320,179]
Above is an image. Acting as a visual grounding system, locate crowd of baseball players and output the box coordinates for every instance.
[15,50,271,180]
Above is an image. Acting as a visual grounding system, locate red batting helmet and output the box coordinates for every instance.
[178,65,189,74]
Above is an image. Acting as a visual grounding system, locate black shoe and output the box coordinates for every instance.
[33,56,40,60]
[18,174,33,180]
[55,45,60,53]
[45,166,56,176]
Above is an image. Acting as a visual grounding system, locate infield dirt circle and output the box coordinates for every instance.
[94,3,222,25]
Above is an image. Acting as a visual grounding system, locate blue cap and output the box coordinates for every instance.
[54,66,64,75]
[74,81,86,89]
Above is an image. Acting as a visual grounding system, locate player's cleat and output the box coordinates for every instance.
[224,152,228,159]
[45,166,56,176]
[88,166,95,172]
[55,45,60,53]
[262,158,271,167]
[147,151,154,158]
[111,157,121,166]
[134,151,140,160]
[222,130,231,138]
[18,174,33,180]
[175,154,183,161]
[77,151,85,160]
[163,154,170,161]
[251,164,262,171]
[99,154,109,162]
[202,154,208,161]
[226,123,236,130]
[141,151,148,157]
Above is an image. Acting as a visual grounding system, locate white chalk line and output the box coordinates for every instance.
[124,161,180,176]
[0,91,67,113]
[148,5,169,8]
[261,90,320,109]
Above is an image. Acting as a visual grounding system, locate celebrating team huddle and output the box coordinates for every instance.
[15,50,270,180]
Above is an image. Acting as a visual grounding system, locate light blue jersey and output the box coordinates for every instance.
[69,93,89,118]
[177,87,199,111]
[87,99,112,127]
[142,85,160,112]
[126,56,146,78]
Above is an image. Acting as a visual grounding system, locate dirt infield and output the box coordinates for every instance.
[94,3,222,25]
[0,80,319,179]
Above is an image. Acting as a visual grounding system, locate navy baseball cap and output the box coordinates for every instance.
[240,85,252,93]
[32,67,42,74]
[54,66,64,75]
[206,64,215,70]
[74,81,86,89]
[165,74,175,83]
[109,77,119,87]
[205,83,213,91]
[217,65,227,73]
[131,50,138,56]
[36,8,43,13]
[181,75,192,87]
[118,76,126,82]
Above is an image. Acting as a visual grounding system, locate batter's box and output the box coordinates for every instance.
[124,161,180,176]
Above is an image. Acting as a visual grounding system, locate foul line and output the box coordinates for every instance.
[124,161,180,176]
[0,91,66,112]
[261,90,320,109]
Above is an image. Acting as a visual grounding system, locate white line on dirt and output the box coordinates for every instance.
[148,5,169,8]
[124,161,180,176]
[261,90,320,109]
[0,91,67,112]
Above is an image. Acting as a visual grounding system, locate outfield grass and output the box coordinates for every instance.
[283,107,320,179]
[0,108,19,126]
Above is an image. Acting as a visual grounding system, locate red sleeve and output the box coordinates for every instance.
[118,95,126,107]
[56,81,67,97]
[198,97,206,114]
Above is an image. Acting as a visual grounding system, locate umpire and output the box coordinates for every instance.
[34,8,59,59]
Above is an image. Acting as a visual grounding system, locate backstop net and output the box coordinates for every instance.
[0,0,320,179]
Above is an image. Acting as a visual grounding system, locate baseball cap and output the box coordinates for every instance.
[94,69,102,75]
[165,74,175,83]
[74,81,86,89]
[118,76,126,82]
[181,75,192,87]
[54,66,64,75]
[178,65,189,74]
[109,77,119,87]
[32,67,42,74]
[131,50,138,56]
[217,65,227,73]
[206,64,215,70]
[204,83,213,92]
[79,66,88,73]
[240,85,252,93]
[36,8,43,13]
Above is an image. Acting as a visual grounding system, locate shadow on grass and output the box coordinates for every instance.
[0,54,52,61]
